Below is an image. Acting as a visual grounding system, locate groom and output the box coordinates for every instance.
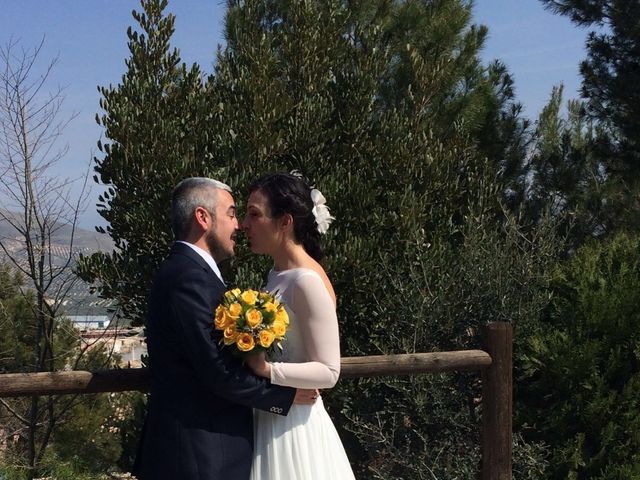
[133,177,316,480]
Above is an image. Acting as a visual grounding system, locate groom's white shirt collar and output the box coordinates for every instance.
[176,241,224,284]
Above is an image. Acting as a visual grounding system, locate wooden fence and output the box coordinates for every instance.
[0,322,512,480]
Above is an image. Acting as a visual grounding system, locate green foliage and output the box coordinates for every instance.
[214,0,556,476]
[0,461,103,480]
[540,0,640,235]
[79,0,535,327]
[79,0,557,476]
[0,264,34,373]
[526,85,607,245]
[0,266,81,375]
[51,391,146,474]
[475,61,531,211]
[77,0,223,325]
[517,232,640,479]
[541,0,640,154]
[0,262,141,477]
[329,211,558,479]
[0,454,137,480]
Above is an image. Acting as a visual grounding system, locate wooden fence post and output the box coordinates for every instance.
[481,322,512,480]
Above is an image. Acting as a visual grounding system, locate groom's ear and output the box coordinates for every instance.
[194,206,211,231]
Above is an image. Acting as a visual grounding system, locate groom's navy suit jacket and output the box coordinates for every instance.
[133,242,295,480]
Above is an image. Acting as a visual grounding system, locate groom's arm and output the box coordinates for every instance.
[171,267,295,415]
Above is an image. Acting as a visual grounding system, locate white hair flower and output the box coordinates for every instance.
[310,188,335,234]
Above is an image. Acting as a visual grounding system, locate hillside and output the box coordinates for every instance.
[0,208,114,257]
[0,209,117,317]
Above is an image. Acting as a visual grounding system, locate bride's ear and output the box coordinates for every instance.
[279,213,294,232]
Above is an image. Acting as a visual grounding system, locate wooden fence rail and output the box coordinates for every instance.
[0,322,512,480]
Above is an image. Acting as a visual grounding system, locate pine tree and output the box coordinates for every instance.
[525,85,607,245]
[540,0,640,233]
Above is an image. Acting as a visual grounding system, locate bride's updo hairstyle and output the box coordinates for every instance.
[249,172,324,261]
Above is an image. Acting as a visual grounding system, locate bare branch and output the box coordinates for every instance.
[0,37,96,474]
[0,398,31,425]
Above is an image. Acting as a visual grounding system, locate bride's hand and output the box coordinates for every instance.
[245,352,271,379]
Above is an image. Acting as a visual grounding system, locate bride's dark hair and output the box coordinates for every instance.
[248,172,324,261]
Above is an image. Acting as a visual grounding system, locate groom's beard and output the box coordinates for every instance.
[206,228,233,263]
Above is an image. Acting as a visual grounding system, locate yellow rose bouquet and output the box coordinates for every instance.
[214,288,289,356]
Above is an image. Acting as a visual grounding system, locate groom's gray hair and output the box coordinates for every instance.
[171,177,232,239]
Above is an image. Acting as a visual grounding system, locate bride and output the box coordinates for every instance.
[242,172,355,479]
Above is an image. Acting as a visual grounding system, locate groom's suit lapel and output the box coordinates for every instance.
[170,242,226,290]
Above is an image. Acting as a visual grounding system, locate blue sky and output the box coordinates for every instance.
[0,0,589,228]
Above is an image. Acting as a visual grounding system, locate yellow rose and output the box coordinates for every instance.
[258,329,275,348]
[223,325,238,345]
[214,306,229,329]
[245,308,263,328]
[241,290,258,306]
[263,302,277,313]
[236,333,255,352]
[259,292,272,301]
[228,302,242,318]
[276,307,289,326]
[271,320,286,337]
[224,288,241,301]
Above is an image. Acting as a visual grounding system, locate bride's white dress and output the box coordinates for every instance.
[250,268,355,480]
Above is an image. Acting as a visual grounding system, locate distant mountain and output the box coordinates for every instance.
[0,209,118,319]
[0,208,114,257]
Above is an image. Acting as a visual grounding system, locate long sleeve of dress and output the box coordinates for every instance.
[270,273,341,389]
